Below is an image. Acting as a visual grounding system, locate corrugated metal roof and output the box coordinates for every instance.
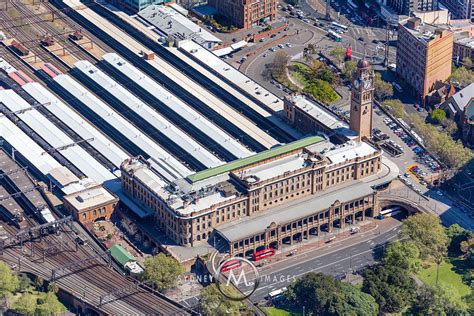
[0,116,61,175]
[187,136,324,183]
[53,73,192,182]
[102,53,253,159]
[75,60,223,169]
[110,244,135,266]
[0,89,115,184]
[23,82,129,168]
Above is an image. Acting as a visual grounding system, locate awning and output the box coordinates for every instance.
[231,40,247,50]
[213,47,233,57]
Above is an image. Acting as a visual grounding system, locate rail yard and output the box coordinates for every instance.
[0,0,308,314]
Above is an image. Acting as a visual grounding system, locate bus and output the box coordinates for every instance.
[252,248,275,261]
[328,30,342,42]
[220,259,242,272]
[331,21,348,32]
[268,287,287,301]
[377,207,402,219]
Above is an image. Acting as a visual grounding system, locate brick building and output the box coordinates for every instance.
[207,0,277,30]
[396,18,453,103]
[63,185,119,224]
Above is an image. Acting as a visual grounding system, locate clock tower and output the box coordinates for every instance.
[350,59,375,142]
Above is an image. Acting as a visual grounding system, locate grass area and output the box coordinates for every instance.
[265,306,301,316]
[289,62,340,105]
[417,261,471,297]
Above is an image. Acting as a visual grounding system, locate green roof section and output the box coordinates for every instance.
[110,244,135,266]
[187,136,324,183]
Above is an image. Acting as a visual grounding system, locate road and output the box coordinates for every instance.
[247,218,402,302]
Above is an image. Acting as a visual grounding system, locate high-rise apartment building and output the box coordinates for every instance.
[396,18,453,102]
[440,0,474,21]
[387,0,438,15]
[207,0,277,30]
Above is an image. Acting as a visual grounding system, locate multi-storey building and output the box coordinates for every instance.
[396,17,453,103]
[453,36,474,65]
[120,60,398,256]
[387,0,438,15]
[207,0,277,30]
[440,0,474,21]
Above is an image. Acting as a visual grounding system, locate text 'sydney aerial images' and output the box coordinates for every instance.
[0,0,472,315]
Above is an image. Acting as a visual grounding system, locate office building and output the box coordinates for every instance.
[396,17,453,102]
[207,0,277,30]
[440,0,474,21]
[387,0,438,15]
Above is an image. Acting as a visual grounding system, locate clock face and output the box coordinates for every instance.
[363,79,372,90]
[353,79,360,89]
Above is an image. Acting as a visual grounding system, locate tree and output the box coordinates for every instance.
[441,117,458,135]
[47,282,59,294]
[430,108,446,123]
[0,262,19,297]
[446,224,474,255]
[12,292,37,315]
[362,264,417,313]
[382,240,421,273]
[329,47,346,65]
[286,272,339,315]
[308,60,336,84]
[401,214,449,285]
[272,51,290,80]
[143,253,185,292]
[342,60,357,82]
[36,291,67,315]
[384,99,405,119]
[415,284,468,315]
[374,73,394,101]
[286,272,378,315]
[401,214,448,260]
[328,282,379,316]
[200,284,243,316]
[450,66,474,88]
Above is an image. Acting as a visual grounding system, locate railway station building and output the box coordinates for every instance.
[120,58,399,256]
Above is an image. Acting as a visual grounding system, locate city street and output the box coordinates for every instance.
[247,217,402,302]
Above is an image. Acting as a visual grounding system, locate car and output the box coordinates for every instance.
[270,34,277,38]
[278,44,284,48]
[436,190,443,196]
[286,43,292,47]
[263,53,268,57]
[358,37,365,41]
[372,39,379,44]
[419,181,427,186]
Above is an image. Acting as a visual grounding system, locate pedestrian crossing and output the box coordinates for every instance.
[351,26,376,37]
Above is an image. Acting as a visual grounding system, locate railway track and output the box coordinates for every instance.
[1,227,190,315]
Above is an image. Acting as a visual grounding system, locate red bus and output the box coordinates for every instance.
[220,259,242,272]
[252,248,275,261]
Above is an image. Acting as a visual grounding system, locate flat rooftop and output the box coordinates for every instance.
[287,95,357,139]
[401,19,448,44]
[186,136,325,183]
[138,4,221,45]
[64,185,118,211]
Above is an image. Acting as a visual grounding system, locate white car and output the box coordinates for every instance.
[278,44,284,48]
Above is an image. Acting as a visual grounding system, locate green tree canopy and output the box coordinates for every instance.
[36,291,67,315]
[328,282,379,316]
[430,108,447,123]
[362,264,417,313]
[200,284,244,316]
[143,253,185,292]
[374,73,394,101]
[0,262,19,297]
[382,240,421,273]
[12,292,37,315]
[286,272,379,315]
[446,224,474,255]
[401,213,448,261]
[415,284,468,315]
[330,47,346,65]
[450,66,474,88]
[384,99,405,119]
[343,60,357,82]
